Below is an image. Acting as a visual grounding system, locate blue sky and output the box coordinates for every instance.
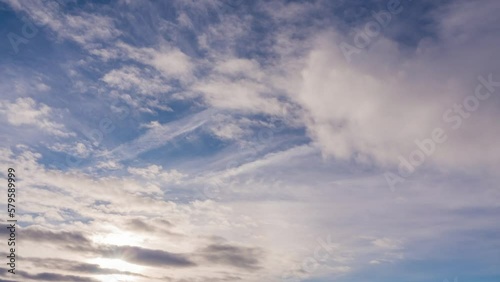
[1,0,500,281]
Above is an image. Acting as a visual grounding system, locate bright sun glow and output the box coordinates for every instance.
[90,227,146,281]
[90,257,144,275]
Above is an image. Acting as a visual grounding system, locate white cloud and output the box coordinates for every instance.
[95,160,123,170]
[102,66,171,95]
[210,122,246,140]
[193,77,284,115]
[208,113,249,141]
[0,97,75,137]
[289,25,500,170]
[48,142,90,157]
[114,42,194,81]
[128,164,185,184]
[35,82,51,92]
[149,48,194,79]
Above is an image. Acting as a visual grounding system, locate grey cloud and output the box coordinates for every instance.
[68,243,196,268]
[199,243,263,270]
[25,257,149,278]
[0,271,17,282]
[33,226,264,271]
[17,271,99,282]
[126,218,157,232]
[20,226,195,268]
[21,226,92,246]
[101,245,196,267]
[123,217,183,237]
[0,224,10,236]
